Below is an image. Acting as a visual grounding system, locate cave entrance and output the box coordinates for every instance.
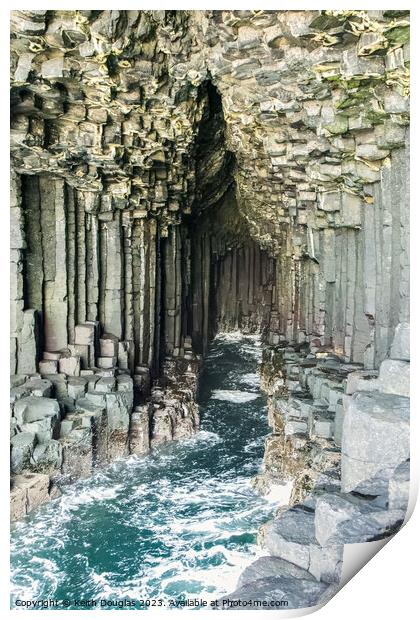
[160,82,276,360]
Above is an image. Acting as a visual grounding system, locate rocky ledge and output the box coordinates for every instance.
[10,321,200,521]
[221,322,410,609]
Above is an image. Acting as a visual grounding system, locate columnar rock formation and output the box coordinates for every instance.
[10,13,410,601]
[11,10,409,368]
[221,322,409,608]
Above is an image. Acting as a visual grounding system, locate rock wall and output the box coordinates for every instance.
[222,323,410,609]
[10,8,409,533]
[11,9,409,370]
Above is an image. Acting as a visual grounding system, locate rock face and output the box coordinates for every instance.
[10,9,409,376]
[9,12,410,609]
[230,323,410,608]
[10,340,200,519]
[341,391,409,493]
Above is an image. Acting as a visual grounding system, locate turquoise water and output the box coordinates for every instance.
[10,333,275,609]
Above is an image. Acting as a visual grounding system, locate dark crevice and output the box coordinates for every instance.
[158,80,276,361]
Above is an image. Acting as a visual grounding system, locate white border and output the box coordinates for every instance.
[1,2,418,618]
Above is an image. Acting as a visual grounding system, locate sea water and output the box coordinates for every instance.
[10,333,275,609]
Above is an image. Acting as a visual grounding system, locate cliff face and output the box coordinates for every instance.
[11,10,409,370]
[10,10,409,522]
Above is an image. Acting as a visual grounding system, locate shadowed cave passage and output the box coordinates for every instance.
[160,82,277,358]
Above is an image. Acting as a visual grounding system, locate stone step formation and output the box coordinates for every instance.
[223,322,409,607]
[10,324,200,520]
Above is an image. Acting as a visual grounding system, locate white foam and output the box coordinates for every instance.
[182,430,221,446]
[240,372,261,388]
[10,334,275,607]
[214,331,247,343]
[59,485,123,513]
[264,480,294,505]
[210,390,259,403]
[243,437,264,453]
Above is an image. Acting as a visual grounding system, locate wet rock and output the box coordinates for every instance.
[150,407,173,448]
[10,483,27,520]
[129,405,151,455]
[31,439,63,473]
[61,428,93,481]
[11,473,50,516]
[105,392,130,460]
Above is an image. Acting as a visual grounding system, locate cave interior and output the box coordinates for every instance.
[18,81,276,382]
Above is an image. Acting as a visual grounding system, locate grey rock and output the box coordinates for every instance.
[345,370,379,395]
[12,473,50,515]
[14,396,60,425]
[61,428,93,480]
[130,405,150,455]
[39,360,58,375]
[23,377,53,397]
[378,359,409,397]
[315,493,377,546]
[11,432,36,473]
[74,323,96,346]
[95,377,116,393]
[67,376,88,400]
[10,375,28,388]
[237,556,316,588]
[390,323,410,361]
[341,392,409,493]
[264,507,316,571]
[150,408,173,448]
[31,439,63,472]
[388,460,410,512]
[59,355,81,377]
[218,576,335,610]
[328,509,405,545]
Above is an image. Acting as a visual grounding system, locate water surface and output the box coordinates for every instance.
[10,333,274,609]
